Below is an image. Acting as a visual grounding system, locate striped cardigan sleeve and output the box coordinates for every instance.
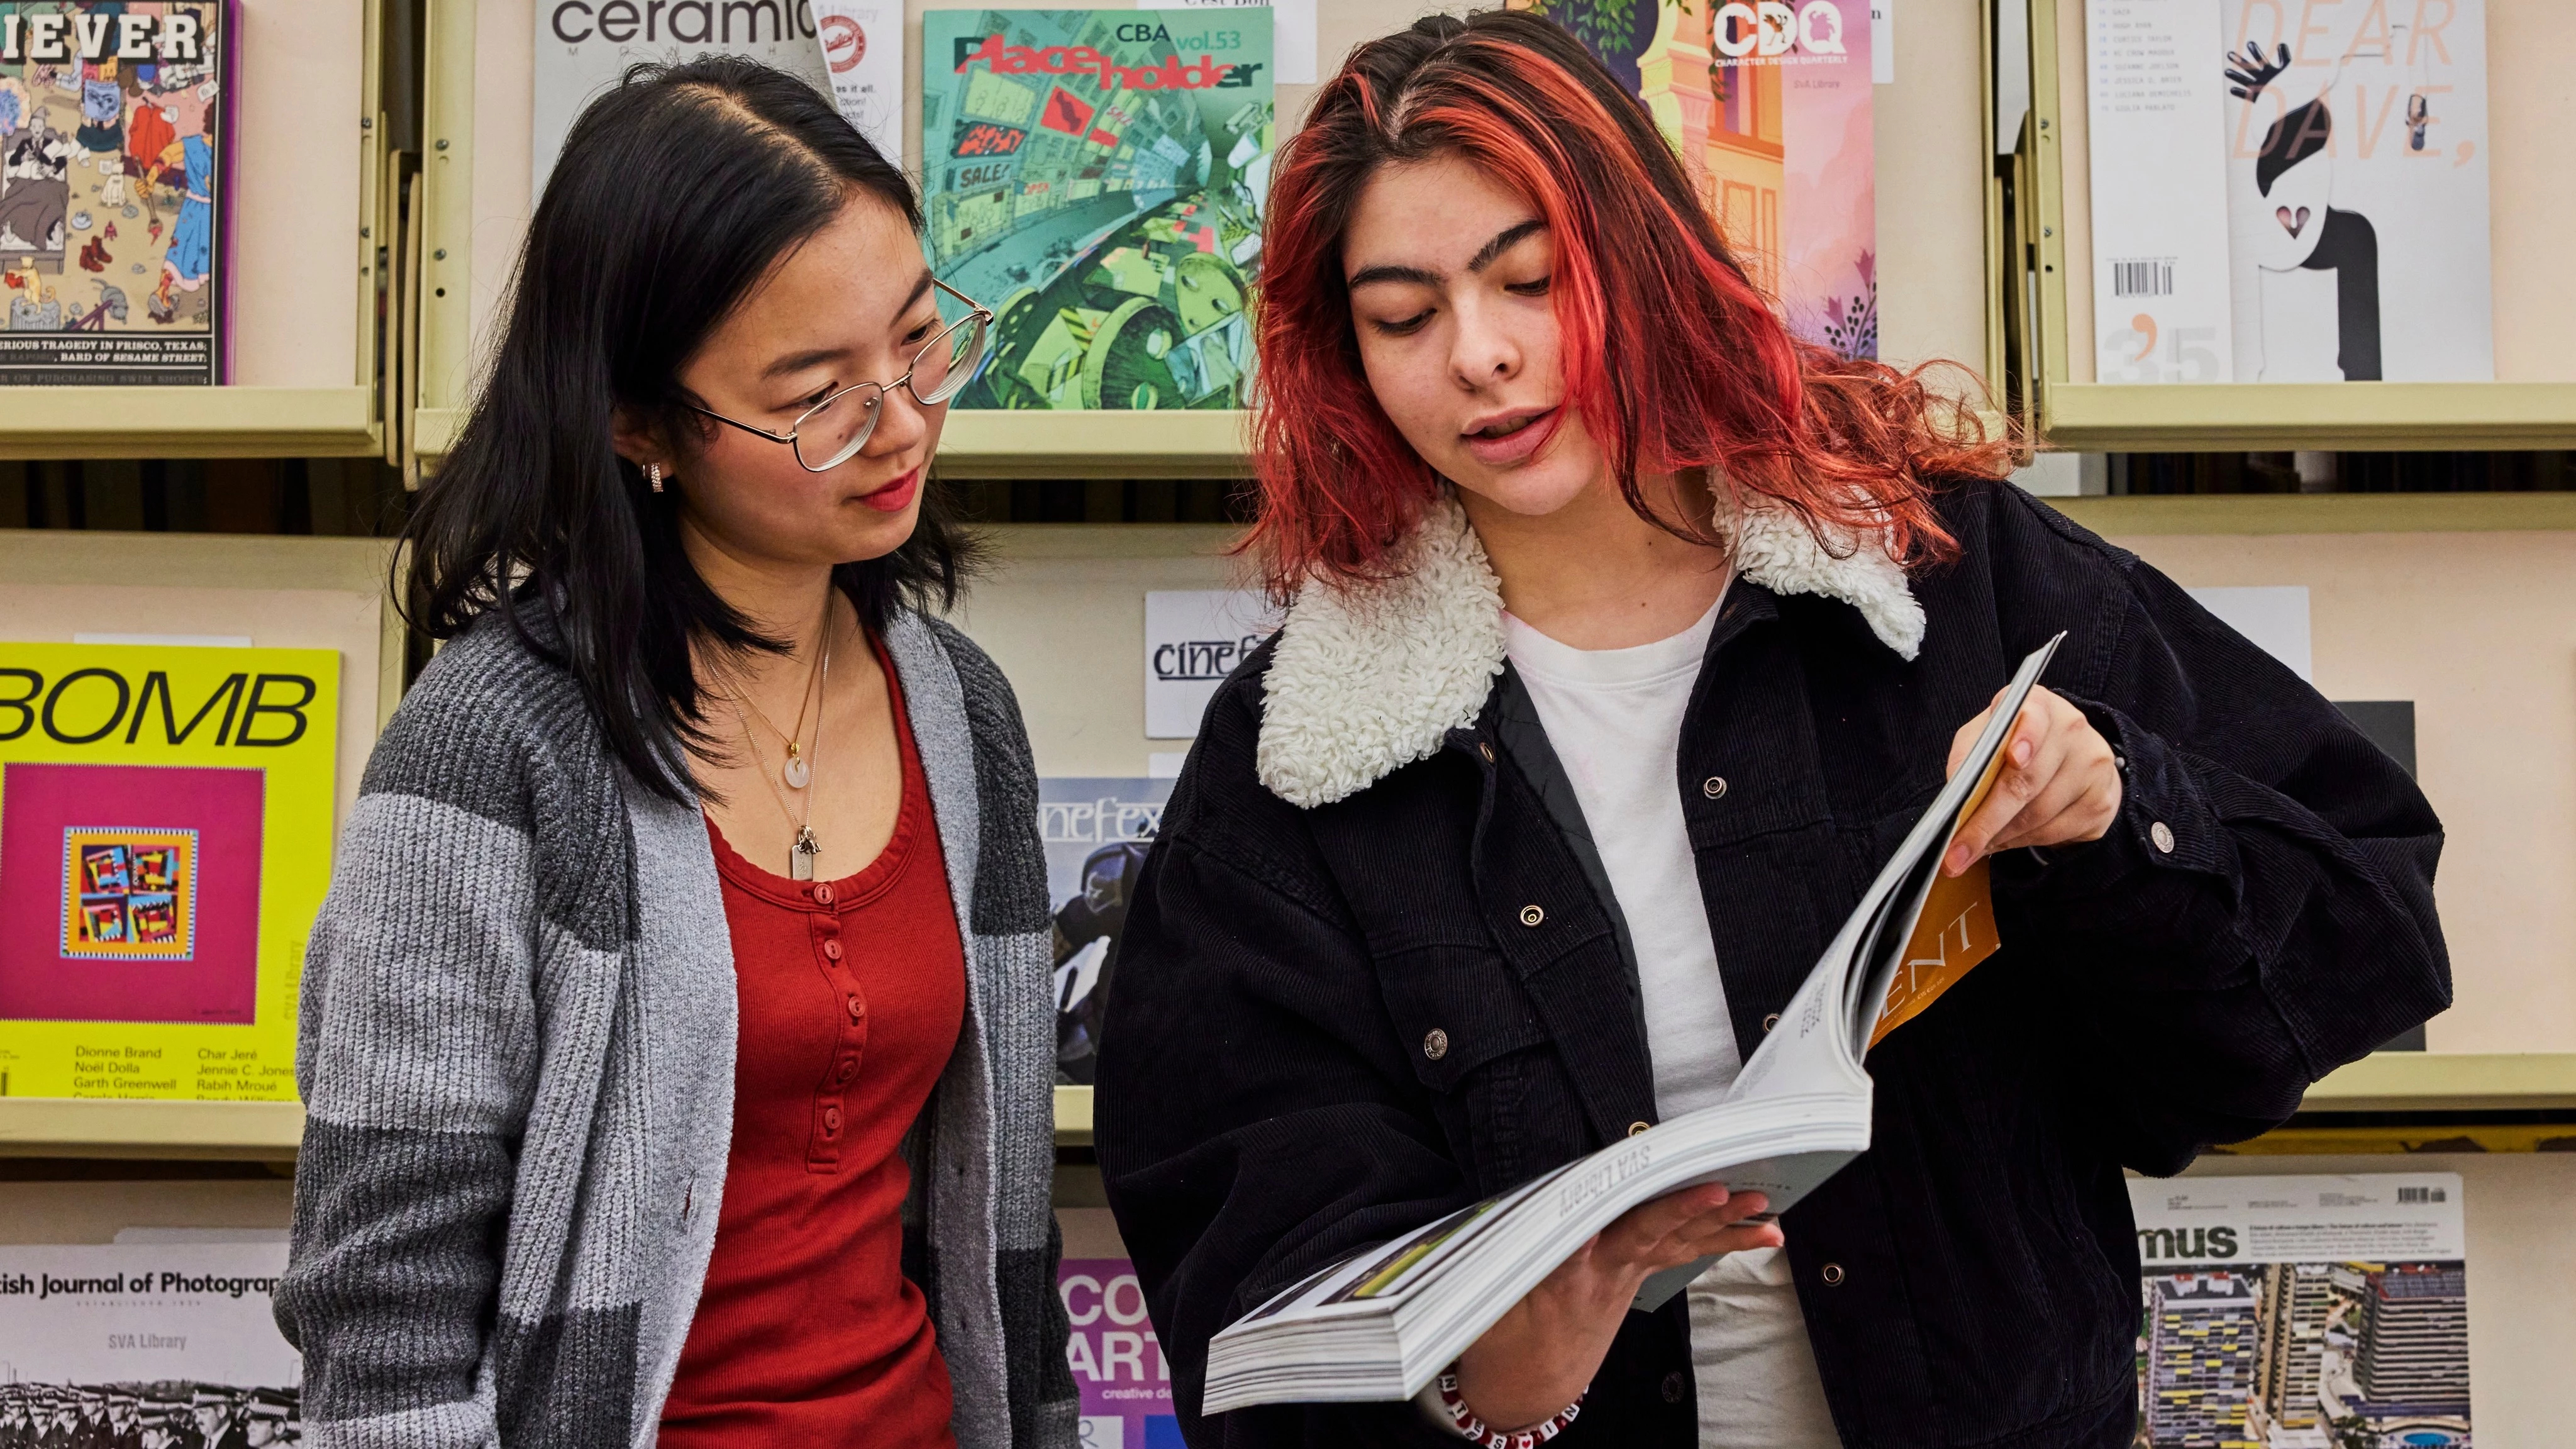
[929,618,1080,1446]
[277,633,630,1447]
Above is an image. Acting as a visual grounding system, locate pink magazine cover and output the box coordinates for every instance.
[1513,0,1877,358]
[0,760,264,1024]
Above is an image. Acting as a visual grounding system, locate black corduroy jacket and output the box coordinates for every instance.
[1095,478,2449,1449]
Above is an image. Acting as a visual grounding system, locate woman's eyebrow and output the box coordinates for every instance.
[1467,218,1546,272]
[760,345,848,381]
[1345,219,1548,291]
[757,274,941,380]
[893,270,935,322]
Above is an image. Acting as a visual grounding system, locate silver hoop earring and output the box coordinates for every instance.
[645,462,664,493]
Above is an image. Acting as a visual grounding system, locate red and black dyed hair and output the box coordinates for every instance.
[1245,9,2007,596]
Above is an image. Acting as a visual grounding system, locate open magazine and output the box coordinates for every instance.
[1201,635,2065,1413]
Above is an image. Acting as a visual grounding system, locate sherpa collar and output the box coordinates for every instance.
[1255,492,1924,808]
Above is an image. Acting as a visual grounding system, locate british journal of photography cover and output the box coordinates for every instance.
[0,1,234,384]
[919,9,1272,410]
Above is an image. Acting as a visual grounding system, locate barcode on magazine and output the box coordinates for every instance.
[2397,1185,2448,1203]
[2111,258,2175,297]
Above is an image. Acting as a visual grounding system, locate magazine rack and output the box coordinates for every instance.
[0,0,395,460]
[0,1086,1108,1160]
[1,1062,2557,1161]
[409,0,1255,478]
[2009,0,2576,450]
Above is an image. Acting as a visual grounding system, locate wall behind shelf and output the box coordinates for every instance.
[230,0,368,387]
[2101,521,2576,1055]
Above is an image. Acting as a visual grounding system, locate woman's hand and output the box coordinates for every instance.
[1451,1183,1780,1430]
[1943,685,2123,876]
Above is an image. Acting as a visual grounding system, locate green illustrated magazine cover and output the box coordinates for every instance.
[920,9,1270,410]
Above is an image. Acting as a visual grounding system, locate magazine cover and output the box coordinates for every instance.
[0,641,337,1101]
[1513,0,1878,358]
[2219,0,2490,382]
[2087,0,2492,384]
[2130,1173,2470,1448]
[1061,1257,1179,1448]
[1040,777,1170,1084]
[0,1,231,385]
[2084,0,2236,384]
[0,1242,300,1441]
[920,9,1272,409]
[531,0,903,189]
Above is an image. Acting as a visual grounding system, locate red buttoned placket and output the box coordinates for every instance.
[665,625,967,1448]
[808,878,865,1170]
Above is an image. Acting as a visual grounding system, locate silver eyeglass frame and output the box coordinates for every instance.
[682,277,994,473]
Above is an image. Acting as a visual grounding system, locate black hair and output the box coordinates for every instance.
[399,57,976,803]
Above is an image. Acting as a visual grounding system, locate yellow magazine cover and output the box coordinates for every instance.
[0,640,336,1101]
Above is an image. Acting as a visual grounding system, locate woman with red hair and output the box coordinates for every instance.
[1094,13,2445,1448]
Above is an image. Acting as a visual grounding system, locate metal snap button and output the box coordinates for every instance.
[1628,1120,1652,1138]
[1763,1013,1781,1033]
[1423,1028,1449,1062]
[1479,741,1494,762]
[1821,1262,1846,1286]
[2150,821,2176,853]
[1519,904,1545,928]
[1702,776,1728,799]
[1661,1370,1687,1402]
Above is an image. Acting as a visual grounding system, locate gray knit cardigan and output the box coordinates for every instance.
[277,608,1075,1448]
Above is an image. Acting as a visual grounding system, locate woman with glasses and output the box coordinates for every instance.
[1094,13,2445,1449]
[277,60,1071,1449]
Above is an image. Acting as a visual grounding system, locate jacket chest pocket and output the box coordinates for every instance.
[1375,943,1560,1192]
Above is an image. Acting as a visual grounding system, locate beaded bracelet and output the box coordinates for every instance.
[1433,1370,1584,1448]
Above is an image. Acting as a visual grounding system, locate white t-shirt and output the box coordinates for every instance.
[1502,598,1841,1449]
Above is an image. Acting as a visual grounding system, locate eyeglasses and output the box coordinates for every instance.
[684,277,994,473]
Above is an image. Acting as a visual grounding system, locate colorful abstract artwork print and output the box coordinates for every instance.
[60,827,197,960]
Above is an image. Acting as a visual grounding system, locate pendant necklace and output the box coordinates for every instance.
[736,619,827,791]
[735,611,833,880]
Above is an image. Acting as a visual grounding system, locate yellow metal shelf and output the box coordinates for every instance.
[9,1065,2568,1160]
[2292,1052,2576,1114]
[0,1099,306,1161]
[1,1085,1103,1160]
[924,411,1250,479]
[409,408,1249,479]
[2048,491,2576,537]
[0,386,382,460]
[2040,382,2576,453]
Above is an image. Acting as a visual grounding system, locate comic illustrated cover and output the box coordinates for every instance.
[1513,0,1878,358]
[1038,777,1170,1084]
[921,9,1273,409]
[0,641,337,1102]
[2129,1174,2470,1448]
[0,2,231,385]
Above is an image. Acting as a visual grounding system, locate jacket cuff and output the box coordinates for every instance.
[1992,695,2238,926]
